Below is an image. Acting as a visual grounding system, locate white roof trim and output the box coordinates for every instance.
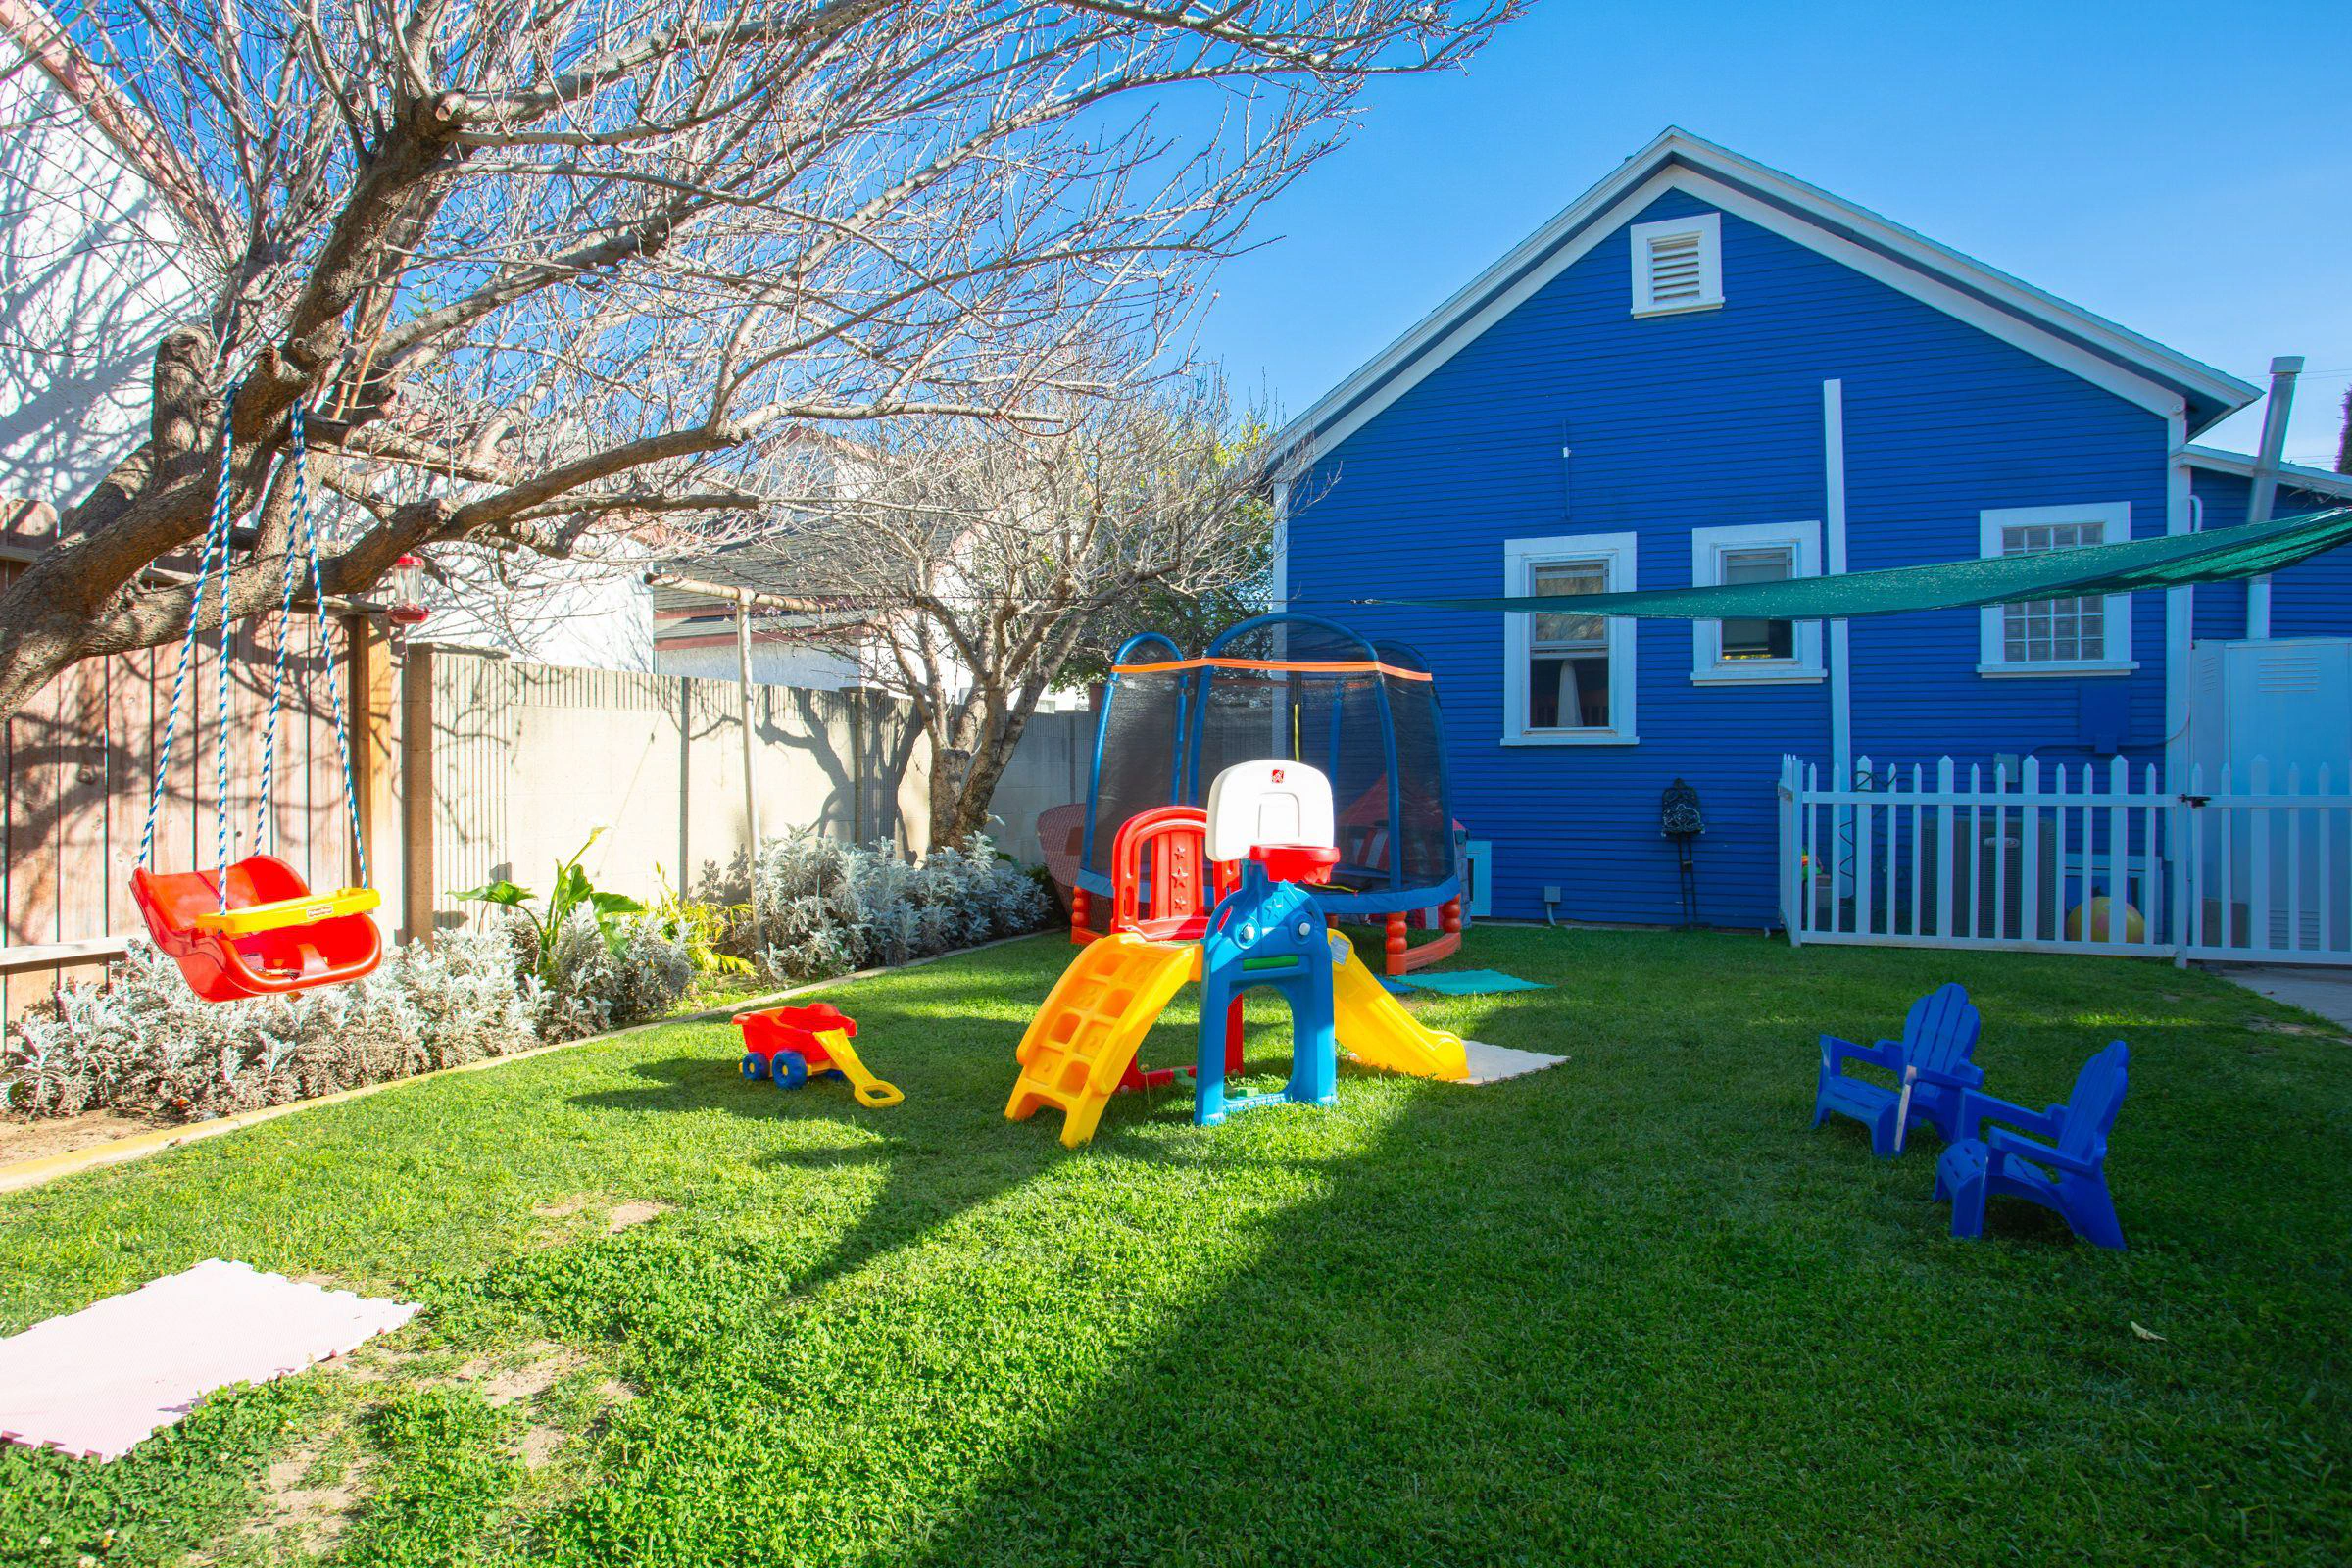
[1276,128,2259,463]
[2180,445,2352,502]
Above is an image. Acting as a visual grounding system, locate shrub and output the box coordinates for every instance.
[453,828,644,988]
[529,911,696,1042]
[1,933,537,1123]
[740,832,1051,982]
[649,874,758,997]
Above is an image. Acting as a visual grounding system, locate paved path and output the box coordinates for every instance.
[2206,965,2352,1031]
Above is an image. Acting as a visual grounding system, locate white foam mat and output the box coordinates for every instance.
[0,1259,417,1461]
[1459,1040,1567,1083]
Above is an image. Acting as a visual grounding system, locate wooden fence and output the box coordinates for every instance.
[0,618,1094,1040]
[406,648,1092,936]
[409,649,930,937]
[0,503,379,1032]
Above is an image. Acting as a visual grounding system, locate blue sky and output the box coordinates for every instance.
[1194,0,2352,466]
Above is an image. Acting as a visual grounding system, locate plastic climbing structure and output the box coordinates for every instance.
[1007,760,1469,1148]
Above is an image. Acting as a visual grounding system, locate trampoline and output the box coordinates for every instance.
[1075,613,1464,973]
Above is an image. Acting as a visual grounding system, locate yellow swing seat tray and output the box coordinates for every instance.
[190,885,382,935]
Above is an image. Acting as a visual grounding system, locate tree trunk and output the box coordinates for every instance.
[926,743,971,852]
[923,696,1037,853]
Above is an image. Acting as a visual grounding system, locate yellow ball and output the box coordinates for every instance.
[2065,896,2145,944]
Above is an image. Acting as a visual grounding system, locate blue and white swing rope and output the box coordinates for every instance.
[135,392,372,896]
[287,403,372,891]
[136,384,244,880]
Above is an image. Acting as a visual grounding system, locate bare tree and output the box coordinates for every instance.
[771,372,1280,847]
[0,0,1518,721]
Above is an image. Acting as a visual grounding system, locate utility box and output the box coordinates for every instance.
[2185,638,2352,949]
[1917,812,2061,940]
[2187,639,2352,783]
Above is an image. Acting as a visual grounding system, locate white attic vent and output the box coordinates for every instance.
[1630,212,1723,317]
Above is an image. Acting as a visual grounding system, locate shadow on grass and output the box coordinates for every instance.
[568,1054,808,1122]
[873,1080,1658,1567]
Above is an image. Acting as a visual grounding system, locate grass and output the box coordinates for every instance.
[0,927,2346,1567]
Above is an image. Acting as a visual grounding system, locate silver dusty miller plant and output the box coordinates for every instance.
[2,933,536,1122]
[739,833,1050,983]
[529,911,696,1043]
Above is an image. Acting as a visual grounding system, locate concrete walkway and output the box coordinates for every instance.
[2204,965,2352,1031]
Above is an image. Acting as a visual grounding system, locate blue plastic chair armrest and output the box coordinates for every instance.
[1949,1088,2060,1143]
[1821,1034,1901,1074]
[1914,1061,1983,1091]
[1986,1126,2098,1176]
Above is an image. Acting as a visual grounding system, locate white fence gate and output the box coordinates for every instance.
[1776,755,2352,965]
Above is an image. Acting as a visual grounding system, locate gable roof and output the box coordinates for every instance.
[1273,128,2260,463]
[2181,446,2352,502]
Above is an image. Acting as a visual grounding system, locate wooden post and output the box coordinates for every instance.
[400,642,436,945]
[347,615,398,904]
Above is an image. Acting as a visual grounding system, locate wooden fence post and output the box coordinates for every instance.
[347,615,399,906]
[400,643,436,944]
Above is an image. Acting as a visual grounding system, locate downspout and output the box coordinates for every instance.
[1823,380,1853,894]
[2164,405,2194,962]
[2243,355,2304,638]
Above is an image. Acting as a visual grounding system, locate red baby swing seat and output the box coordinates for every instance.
[127,395,385,1003]
[131,856,382,1003]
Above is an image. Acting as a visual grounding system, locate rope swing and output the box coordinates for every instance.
[127,392,386,1001]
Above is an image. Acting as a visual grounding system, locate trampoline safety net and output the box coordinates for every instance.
[1081,616,1455,903]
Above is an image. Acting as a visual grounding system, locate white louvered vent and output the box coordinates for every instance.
[2256,652,2319,694]
[1646,232,1705,305]
[1630,213,1722,317]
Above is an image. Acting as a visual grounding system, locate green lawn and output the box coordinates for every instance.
[2,929,2346,1567]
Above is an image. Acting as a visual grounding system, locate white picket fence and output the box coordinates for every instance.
[1776,754,2352,965]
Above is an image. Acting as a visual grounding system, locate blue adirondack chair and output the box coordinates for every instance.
[1934,1041,2130,1250]
[1812,983,1983,1156]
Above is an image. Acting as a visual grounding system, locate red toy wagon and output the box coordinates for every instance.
[736,1002,904,1107]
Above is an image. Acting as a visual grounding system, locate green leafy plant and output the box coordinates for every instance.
[453,829,644,985]
[651,868,757,983]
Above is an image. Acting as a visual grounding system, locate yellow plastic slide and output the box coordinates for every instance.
[1005,934,1201,1147]
[1328,934,1470,1081]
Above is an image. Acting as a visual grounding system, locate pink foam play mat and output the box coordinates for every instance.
[0,1258,417,1461]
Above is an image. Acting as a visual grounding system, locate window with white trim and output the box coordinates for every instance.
[1630,213,1722,317]
[1690,521,1824,683]
[1502,533,1637,745]
[1977,503,2134,675]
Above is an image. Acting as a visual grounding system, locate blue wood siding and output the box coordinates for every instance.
[2187,470,2352,643]
[1285,188,2176,927]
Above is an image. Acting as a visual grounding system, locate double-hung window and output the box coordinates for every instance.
[1977,503,2134,675]
[1690,521,1824,683]
[1502,533,1637,744]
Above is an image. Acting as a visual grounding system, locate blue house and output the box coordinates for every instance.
[1272,128,2352,930]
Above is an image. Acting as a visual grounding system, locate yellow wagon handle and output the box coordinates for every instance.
[814,1029,905,1108]
[190,886,381,936]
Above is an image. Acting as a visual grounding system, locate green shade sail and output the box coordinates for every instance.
[1382,507,2352,620]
